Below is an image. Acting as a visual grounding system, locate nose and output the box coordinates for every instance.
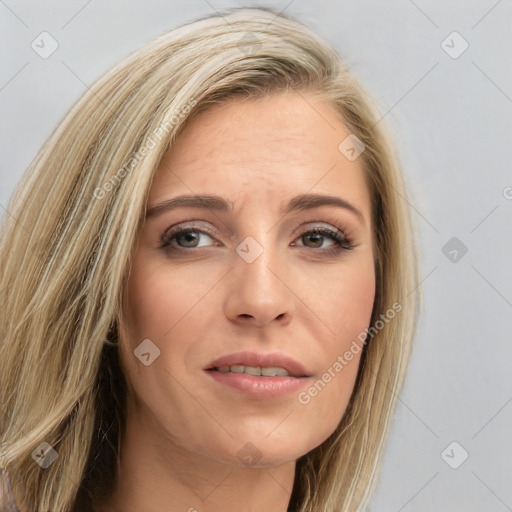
[223,239,295,329]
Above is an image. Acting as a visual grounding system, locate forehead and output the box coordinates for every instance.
[149,92,371,217]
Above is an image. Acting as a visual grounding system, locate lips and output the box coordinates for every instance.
[205,351,310,378]
[205,351,312,398]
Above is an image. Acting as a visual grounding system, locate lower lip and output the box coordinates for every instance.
[205,370,311,398]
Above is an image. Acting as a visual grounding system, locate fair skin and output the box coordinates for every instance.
[97,91,375,512]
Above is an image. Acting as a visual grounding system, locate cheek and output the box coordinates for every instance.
[300,259,375,431]
[115,254,181,391]
[323,257,376,342]
[116,259,212,437]
[122,254,213,345]
[117,252,223,401]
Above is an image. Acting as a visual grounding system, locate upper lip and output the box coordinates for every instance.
[206,351,310,378]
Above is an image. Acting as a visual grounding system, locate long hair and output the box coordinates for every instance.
[0,7,419,511]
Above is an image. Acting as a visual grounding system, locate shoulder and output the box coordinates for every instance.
[0,468,21,512]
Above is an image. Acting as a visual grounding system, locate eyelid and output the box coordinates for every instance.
[162,219,216,235]
[290,219,348,238]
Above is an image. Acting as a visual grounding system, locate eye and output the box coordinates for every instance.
[160,226,218,250]
[292,225,355,254]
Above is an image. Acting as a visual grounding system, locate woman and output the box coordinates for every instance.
[0,7,418,512]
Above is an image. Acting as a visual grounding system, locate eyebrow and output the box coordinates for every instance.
[146,193,364,221]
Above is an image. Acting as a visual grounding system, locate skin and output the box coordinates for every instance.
[98,91,376,512]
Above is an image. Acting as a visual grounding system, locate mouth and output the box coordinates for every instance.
[210,365,295,377]
[205,350,310,378]
[204,351,312,398]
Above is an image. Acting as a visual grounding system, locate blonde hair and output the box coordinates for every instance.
[0,7,418,511]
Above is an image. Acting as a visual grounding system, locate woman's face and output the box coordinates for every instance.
[118,91,375,468]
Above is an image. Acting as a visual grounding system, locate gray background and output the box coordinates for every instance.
[1,1,511,510]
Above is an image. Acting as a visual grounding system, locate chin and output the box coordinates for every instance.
[199,424,333,469]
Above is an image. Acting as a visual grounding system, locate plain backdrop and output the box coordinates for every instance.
[1,1,511,510]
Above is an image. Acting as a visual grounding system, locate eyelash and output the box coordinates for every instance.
[159,221,355,256]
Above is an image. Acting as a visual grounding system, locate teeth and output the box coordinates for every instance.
[244,366,261,376]
[262,366,290,377]
[215,365,291,377]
